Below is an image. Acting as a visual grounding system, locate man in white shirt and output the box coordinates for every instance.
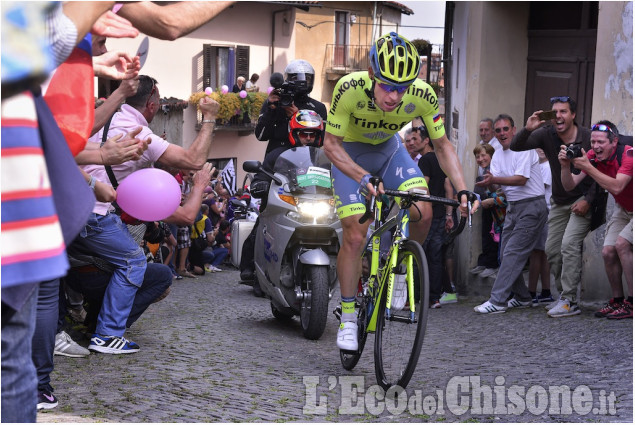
[473,114,548,313]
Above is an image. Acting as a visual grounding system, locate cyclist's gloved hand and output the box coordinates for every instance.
[359,174,373,199]
[359,174,382,199]
[457,190,481,215]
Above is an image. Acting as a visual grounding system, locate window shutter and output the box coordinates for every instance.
[203,44,213,89]
[236,45,250,79]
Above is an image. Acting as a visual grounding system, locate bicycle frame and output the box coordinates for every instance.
[363,195,415,333]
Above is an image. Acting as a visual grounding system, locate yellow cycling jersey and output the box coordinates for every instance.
[326,71,445,145]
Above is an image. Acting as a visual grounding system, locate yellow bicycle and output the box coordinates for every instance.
[336,182,467,390]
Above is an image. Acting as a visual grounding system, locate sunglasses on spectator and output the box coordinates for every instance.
[550,96,572,104]
[494,126,510,133]
[374,79,410,94]
[298,131,317,138]
[591,124,615,138]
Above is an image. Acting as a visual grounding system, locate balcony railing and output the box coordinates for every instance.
[324,44,371,79]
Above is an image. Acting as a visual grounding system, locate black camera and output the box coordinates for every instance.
[565,143,584,159]
[269,72,307,107]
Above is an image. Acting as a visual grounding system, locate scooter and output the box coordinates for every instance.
[242,146,341,340]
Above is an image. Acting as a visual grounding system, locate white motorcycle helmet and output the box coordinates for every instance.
[284,59,315,95]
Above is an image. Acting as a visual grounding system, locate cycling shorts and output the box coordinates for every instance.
[332,134,428,219]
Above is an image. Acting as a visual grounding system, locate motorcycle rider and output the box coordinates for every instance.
[254,59,327,155]
[240,110,325,295]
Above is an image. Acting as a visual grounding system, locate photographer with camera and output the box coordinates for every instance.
[255,60,327,155]
[510,96,595,317]
[560,121,633,320]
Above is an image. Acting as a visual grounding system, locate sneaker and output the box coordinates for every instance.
[595,298,623,318]
[479,268,498,278]
[37,387,58,410]
[545,296,561,311]
[507,298,531,309]
[337,322,358,351]
[469,265,486,274]
[474,300,507,314]
[536,293,555,304]
[439,292,458,304]
[88,334,140,354]
[547,298,581,317]
[430,299,442,309]
[606,300,633,320]
[54,331,90,357]
[205,265,222,273]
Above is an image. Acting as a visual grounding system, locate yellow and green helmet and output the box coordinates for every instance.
[369,32,421,86]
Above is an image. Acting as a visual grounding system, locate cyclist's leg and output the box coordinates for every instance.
[378,137,432,244]
[332,165,371,350]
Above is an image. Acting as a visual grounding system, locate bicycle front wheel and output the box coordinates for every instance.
[374,239,429,390]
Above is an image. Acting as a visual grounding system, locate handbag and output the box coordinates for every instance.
[589,189,609,231]
[191,225,208,251]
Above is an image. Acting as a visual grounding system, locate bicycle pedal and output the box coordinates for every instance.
[333,306,342,321]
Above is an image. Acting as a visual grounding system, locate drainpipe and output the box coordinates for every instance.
[271,9,288,75]
[442,1,455,132]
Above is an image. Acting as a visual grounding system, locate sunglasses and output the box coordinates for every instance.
[142,76,157,103]
[298,131,317,138]
[494,126,510,133]
[375,79,409,94]
[550,96,572,104]
[591,124,615,138]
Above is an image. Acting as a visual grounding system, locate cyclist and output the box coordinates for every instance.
[323,32,478,351]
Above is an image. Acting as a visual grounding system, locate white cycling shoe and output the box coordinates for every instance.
[337,322,358,351]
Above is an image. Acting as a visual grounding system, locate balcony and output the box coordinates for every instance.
[324,44,370,80]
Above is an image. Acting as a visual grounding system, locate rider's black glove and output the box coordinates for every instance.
[250,181,270,199]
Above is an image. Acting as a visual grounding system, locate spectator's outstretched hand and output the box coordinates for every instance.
[199,97,220,119]
[93,52,140,80]
[115,78,140,98]
[193,162,215,190]
[101,127,151,165]
[91,11,139,38]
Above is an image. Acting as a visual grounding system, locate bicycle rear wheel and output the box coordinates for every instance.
[374,239,429,390]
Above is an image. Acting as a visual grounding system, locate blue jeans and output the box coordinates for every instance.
[1,285,38,422]
[73,213,146,336]
[64,263,172,329]
[31,279,61,391]
[210,247,229,266]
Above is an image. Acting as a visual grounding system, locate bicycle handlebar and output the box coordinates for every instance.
[357,187,468,241]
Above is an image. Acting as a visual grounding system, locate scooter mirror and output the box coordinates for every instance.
[243,160,262,173]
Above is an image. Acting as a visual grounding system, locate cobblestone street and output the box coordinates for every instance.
[39,269,632,423]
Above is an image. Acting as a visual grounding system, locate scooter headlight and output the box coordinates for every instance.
[297,200,331,219]
[287,199,338,224]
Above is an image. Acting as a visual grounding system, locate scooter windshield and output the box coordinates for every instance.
[273,147,332,195]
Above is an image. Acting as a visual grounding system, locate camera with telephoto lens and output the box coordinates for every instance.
[565,143,584,159]
[269,73,307,107]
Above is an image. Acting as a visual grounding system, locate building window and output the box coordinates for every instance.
[196,44,250,127]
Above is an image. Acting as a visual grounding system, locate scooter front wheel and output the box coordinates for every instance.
[300,265,329,340]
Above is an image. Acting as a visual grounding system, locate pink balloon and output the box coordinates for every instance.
[267,86,274,94]
[239,90,247,98]
[116,168,181,221]
[204,87,213,95]
[221,85,229,94]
